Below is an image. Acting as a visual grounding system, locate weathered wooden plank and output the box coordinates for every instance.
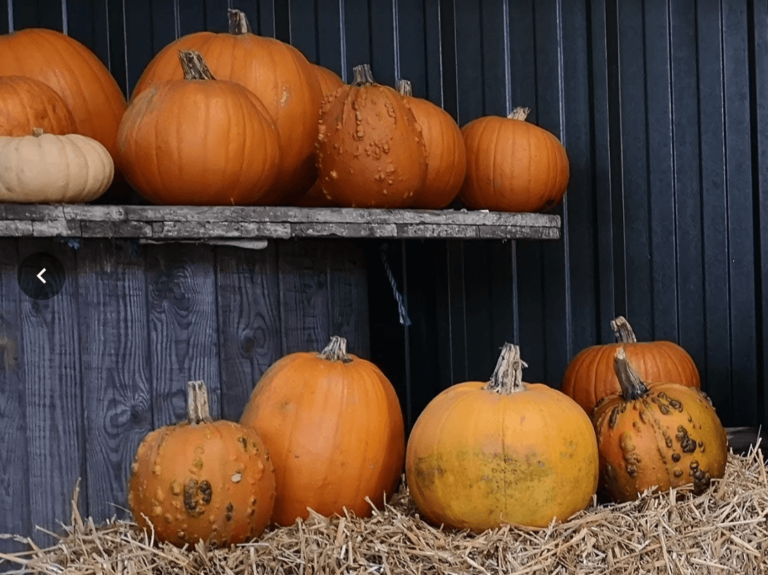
[290,223,398,238]
[326,240,370,358]
[151,222,291,239]
[145,245,221,428]
[215,244,282,421]
[77,240,152,525]
[80,221,153,238]
[0,239,30,553]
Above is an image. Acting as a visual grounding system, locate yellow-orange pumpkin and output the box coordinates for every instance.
[239,336,405,526]
[0,76,76,137]
[405,343,599,531]
[562,316,700,417]
[460,107,569,213]
[312,63,344,97]
[592,348,728,503]
[127,381,276,547]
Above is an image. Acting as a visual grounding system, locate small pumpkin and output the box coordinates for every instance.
[405,343,599,531]
[240,336,405,526]
[459,107,569,213]
[118,51,280,206]
[127,380,276,547]
[396,79,466,209]
[561,316,700,417]
[592,348,728,503]
[0,128,113,203]
[0,76,76,137]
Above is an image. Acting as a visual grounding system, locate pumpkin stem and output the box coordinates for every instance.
[32,128,44,137]
[179,50,216,81]
[613,347,649,400]
[485,343,528,395]
[611,316,638,343]
[187,380,213,425]
[227,9,252,35]
[396,79,413,96]
[507,107,531,121]
[317,335,353,363]
[352,64,375,87]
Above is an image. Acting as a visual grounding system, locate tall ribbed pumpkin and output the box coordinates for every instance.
[0,76,76,137]
[239,336,405,526]
[132,9,322,205]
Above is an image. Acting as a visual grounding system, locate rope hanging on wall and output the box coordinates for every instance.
[379,243,411,327]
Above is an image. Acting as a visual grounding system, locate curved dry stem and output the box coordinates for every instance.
[187,380,213,425]
[352,64,375,87]
[179,50,216,81]
[318,335,353,363]
[32,127,44,137]
[613,347,649,400]
[485,343,528,395]
[396,79,413,97]
[611,316,638,343]
[227,9,252,35]
[507,107,531,121]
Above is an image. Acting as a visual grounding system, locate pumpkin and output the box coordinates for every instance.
[0,128,114,203]
[592,348,728,502]
[118,51,280,206]
[396,79,466,209]
[312,63,344,97]
[561,316,700,417]
[0,28,127,174]
[405,343,599,531]
[127,380,276,547]
[459,107,569,213]
[293,179,337,207]
[239,336,405,526]
[0,76,76,137]
[316,64,428,208]
[131,9,322,205]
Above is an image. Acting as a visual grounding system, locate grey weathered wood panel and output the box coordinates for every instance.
[327,241,371,359]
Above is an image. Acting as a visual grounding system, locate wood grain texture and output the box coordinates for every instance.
[327,240,370,359]
[145,244,221,428]
[77,240,152,524]
[215,243,282,421]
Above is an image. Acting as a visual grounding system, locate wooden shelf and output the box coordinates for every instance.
[0,204,561,241]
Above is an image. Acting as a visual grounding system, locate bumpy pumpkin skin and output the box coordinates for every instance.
[0,76,76,137]
[561,316,700,417]
[459,107,569,213]
[405,344,599,532]
[239,336,406,527]
[592,349,727,503]
[316,64,428,208]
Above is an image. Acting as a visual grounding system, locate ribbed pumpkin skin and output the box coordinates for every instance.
[239,340,406,527]
[460,111,569,212]
[0,76,76,137]
[0,28,127,173]
[118,75,280,205]
[312,63,344,97]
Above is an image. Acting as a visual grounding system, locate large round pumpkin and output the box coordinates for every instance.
[561,316,700,417]
[127,381,276,547]
[592,348,728,503]
[312,63,344,97]
[405,343,599,531]
[0,28,127,174]
[239,336,405,526]
[118,51,281,206]
[131,9,321,205]
[0,76,76,137]
[316,64,428,208]
[459,107,569,213]
[396,79,466,209]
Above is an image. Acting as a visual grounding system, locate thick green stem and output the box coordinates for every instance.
[613,347,649,400]
[507,107,531,121]
[317,336,353,363]
[187,380,213,425]
[179,50,216,81]
[396,79,413,96]
[485,343,528,395]
[227,9,252,34]
[352,64,375,87]
[611,316,638,343]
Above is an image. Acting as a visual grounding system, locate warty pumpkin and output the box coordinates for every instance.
[396,79,466,209]
[239,336,405,526]
[131,9,322,205]
[405,343,599,532]
[316,64,428,208]
[127,381,276,547]
[592,348,728,503]
[0,76,76,137]
[0,28,127,175]
[561,316,700,417]
[118,51,281,206]
[0,128,113,203]
[459,107,569,213]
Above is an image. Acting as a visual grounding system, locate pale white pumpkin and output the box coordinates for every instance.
[0,129,114,203]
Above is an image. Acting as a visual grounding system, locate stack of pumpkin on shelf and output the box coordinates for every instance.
[0,9,570,212]
[126,316,729,548]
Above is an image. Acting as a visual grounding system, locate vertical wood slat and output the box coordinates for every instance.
[0,0,8,34]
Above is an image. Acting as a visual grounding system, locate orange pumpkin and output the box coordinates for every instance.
[459,107,569,212]
[405,343,599,531]
[127,381,276,547]
[0,28,127,175]
[316,64,428,208]
[118,51,280,206]
[0,76,76,137]
[396,79,466,209]
[131,9,321,205]
[312,63,344,97]
[240,336,405,526]
[592,348,728,503]
[562,316,700,417]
